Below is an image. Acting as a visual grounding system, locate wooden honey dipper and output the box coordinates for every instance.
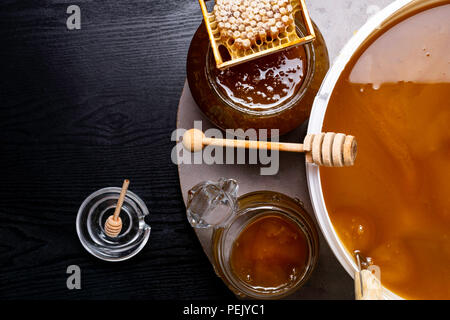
[104,179,130,237]
[182,129,357,167]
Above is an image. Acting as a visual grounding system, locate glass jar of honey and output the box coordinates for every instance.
[186,178,319,299]
[187,13,329,137]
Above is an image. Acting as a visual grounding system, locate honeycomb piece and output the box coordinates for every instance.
[199,0,315,69]
[213,0,294,49]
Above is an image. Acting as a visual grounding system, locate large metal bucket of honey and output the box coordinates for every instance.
[306,0,449,300]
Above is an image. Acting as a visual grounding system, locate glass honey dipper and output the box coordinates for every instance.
[182,129,357,167]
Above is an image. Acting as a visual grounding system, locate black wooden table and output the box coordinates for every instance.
[0,0,237,299]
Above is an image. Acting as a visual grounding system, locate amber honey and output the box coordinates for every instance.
[230,213,309,290]
[321,4,450,299]
[212,45,307,111]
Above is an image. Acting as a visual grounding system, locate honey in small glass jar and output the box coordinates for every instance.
[186,178,319,299]
[230,213,309,291]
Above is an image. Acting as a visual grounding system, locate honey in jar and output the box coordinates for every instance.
[187,14,330,136]
[186,180,319,299]
[212,45,308,111]
[321,3,450,300]
[230,213,309,290]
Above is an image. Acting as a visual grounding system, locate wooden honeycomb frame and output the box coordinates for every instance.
[199,0,316,69]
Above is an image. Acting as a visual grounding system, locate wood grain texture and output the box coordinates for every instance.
[0,0,234,299]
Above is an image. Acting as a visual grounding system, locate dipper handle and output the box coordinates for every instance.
[355,270,383,300]
[113,179,129,220]
[354,250,383,300]
[182,129,357,167]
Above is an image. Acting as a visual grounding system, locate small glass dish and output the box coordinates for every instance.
[187,178,319,299]
[76,187,151,262]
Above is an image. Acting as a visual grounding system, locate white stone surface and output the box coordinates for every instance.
[307,0,394,60]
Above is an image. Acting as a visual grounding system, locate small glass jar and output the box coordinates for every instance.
[187,13,330,137]
[76,187,151,262]
[186,178,319,299]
